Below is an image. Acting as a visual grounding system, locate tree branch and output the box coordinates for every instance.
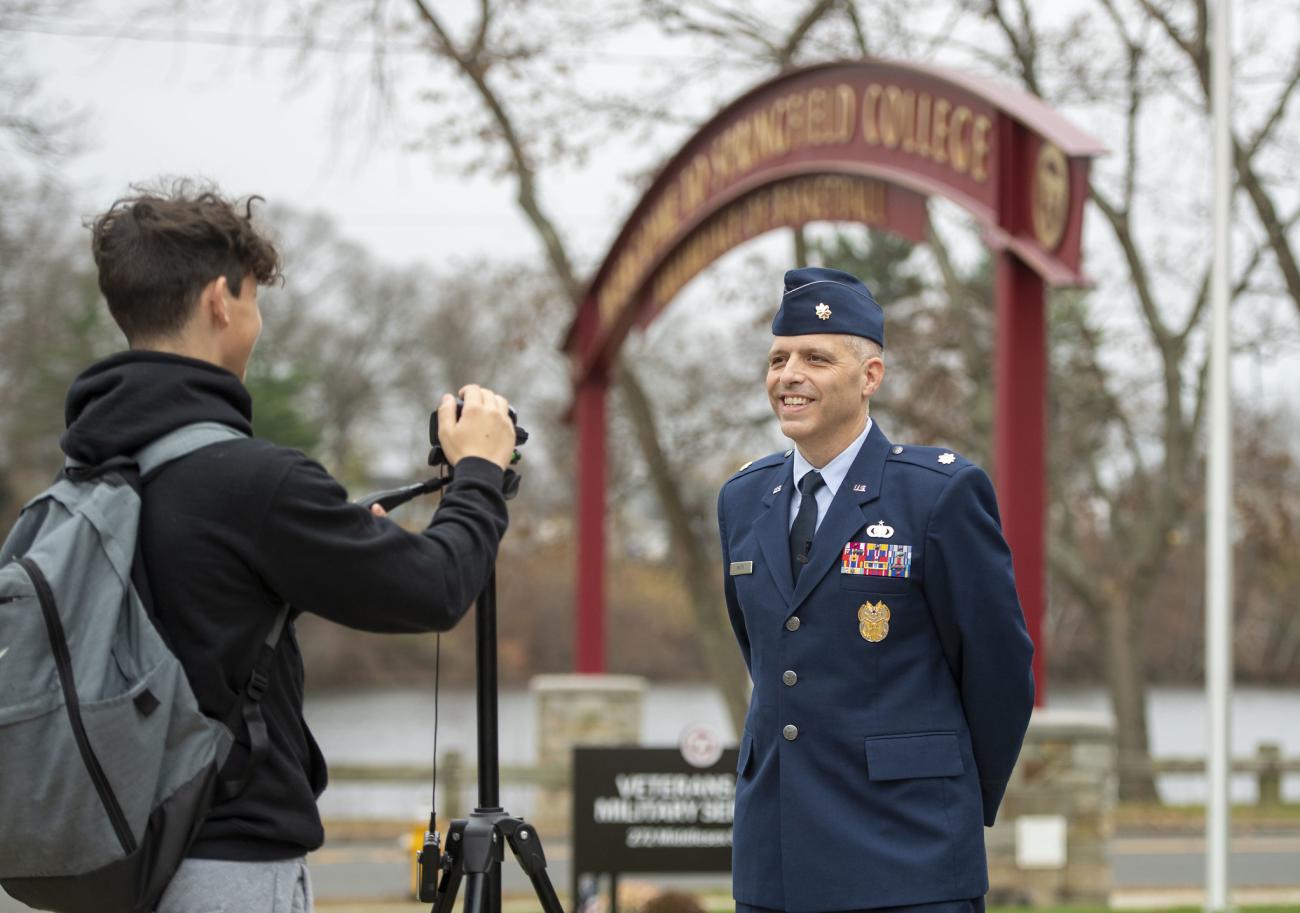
[1097,0,1143,212]
[1132,0,1300,318]
[986,0,1041,95]
[843,0,870,56]
[1247,54,1300,156]
[1089,187,1173,346]
[615,358,750,728]
[1076,314,1147,482]
[468,0,491,65]
[408,0,582,302]
[1133,0,1197,69]
[1234,139,1300,320]
[777,0,838,66]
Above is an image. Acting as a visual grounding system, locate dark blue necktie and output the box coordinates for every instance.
[790,471,825,581]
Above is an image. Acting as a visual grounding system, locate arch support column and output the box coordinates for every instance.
[575,376,608,673]
[995,251,1048,705]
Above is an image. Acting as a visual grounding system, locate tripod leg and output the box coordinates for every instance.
[432,820,466,913]
[463,871,488,913]
[501,820,566,913]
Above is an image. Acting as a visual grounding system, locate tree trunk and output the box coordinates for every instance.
[792,226,809,267]
[1100,584,1159,801]
[615,360,751,733]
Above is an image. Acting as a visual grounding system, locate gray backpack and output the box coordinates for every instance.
[0,422,289,913]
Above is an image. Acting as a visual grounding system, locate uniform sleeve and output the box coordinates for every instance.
[256,456,509,633]
[922,464,1034,826]
[718,487,751,672]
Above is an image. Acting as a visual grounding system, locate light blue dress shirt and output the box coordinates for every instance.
[788,417,873,533]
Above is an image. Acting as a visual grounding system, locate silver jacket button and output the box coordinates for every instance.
[782,670,798,686]
[783,724,799,741]
[785,616,801,632]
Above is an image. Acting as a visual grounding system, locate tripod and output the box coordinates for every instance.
[417,572,566,913]
[362,462,565,913]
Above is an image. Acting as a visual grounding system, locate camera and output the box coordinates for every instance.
[427,398,529,469]
[355,399,529,513]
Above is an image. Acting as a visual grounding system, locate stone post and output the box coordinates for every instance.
[531,674,647,835]
[986,707,1116,905]
[1257,742,1282,806]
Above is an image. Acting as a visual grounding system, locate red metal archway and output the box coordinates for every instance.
[563,59,1104,704]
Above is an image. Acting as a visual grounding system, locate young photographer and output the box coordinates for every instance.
[65,182,516,912]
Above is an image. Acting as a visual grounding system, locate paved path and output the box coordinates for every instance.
[5,832,1300,911]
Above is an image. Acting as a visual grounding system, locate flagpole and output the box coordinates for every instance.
[1206,0,1234,910]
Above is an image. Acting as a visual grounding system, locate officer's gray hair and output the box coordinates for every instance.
[844,336,883,364]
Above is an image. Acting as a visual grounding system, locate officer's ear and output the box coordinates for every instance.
[862,352,885,398]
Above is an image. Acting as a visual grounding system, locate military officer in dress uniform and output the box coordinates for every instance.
[717,267,1035,913]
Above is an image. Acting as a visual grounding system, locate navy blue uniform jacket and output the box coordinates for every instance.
[717,422,1034,912]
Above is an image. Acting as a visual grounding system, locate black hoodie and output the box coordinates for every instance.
[62,351,509,860]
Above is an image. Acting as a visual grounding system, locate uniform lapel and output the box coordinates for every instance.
[754,456,796,607]
[789,423,892,613]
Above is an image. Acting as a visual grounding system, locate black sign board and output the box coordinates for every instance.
[572,745,737,883]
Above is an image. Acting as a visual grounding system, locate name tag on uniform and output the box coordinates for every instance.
[729,561,753,576]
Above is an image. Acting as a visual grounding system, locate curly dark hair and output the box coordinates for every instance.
[89,180,282,342]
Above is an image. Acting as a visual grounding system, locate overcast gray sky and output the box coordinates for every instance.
[9,1,1299,421]
[14,1,661,272]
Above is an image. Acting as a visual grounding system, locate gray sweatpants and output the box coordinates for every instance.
[154,857,313,913]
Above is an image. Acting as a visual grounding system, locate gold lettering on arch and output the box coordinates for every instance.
[598,77,1000,330]
[650,176,891,310]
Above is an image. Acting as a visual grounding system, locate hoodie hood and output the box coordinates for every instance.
[62,350,254,464]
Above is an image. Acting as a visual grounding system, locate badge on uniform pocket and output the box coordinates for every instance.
[842,542,912,577]
[729,561,753,576]
[858,600,890,642]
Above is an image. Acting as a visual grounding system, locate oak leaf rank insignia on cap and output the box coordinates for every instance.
[772,266,884,345]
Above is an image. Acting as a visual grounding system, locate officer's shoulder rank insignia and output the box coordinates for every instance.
[888,445,967,475]
[728,451,784,480]
[858,600,890,642]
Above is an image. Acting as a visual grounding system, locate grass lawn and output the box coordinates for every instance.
[314,904,1300,913]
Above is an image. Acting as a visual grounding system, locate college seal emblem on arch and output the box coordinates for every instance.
[1032,142,1069,251]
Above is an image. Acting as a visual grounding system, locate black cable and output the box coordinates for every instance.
[431,631,440,809]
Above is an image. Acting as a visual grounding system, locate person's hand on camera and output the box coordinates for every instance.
[437,385,515,469]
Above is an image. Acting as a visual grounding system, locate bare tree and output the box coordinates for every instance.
[132,0,1299,785]
[0,181,118,519]
[968,0,1299,798]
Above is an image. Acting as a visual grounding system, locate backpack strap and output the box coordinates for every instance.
[124,421,285,800]
[217,602,292,800]
[133,422,249,478]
